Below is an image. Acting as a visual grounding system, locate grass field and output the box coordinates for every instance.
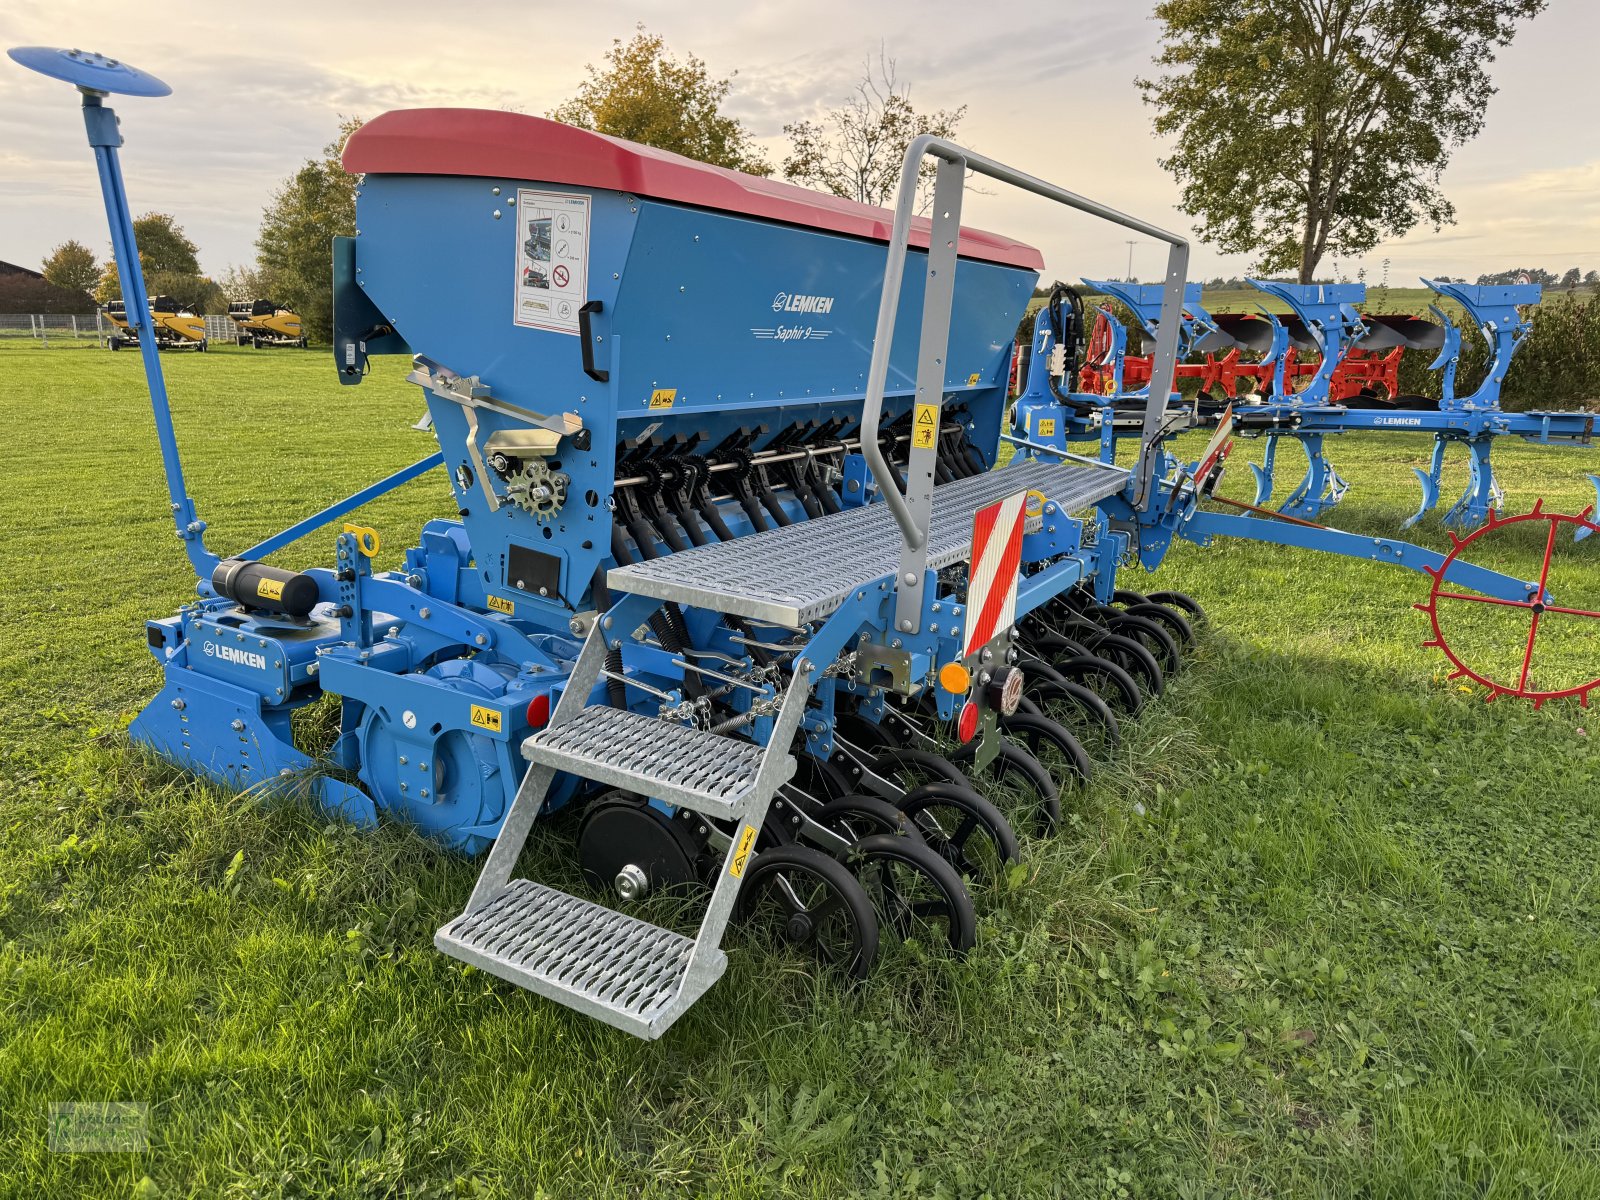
[3,342,1600,1198]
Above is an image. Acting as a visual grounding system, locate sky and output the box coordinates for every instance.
[2,0,1597,288]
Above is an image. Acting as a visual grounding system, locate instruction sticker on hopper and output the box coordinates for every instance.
[514,189,589,335]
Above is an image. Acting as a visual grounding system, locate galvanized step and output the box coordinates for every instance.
[524,704,787,820]
[607,458,1128,627]
[435,878,721,1039]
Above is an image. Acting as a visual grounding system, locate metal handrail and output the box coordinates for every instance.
[857,134,1190,632]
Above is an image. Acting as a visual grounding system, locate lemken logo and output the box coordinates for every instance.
[203,640,267,670]
[1374,416,1423,426]
[772,292,836,315]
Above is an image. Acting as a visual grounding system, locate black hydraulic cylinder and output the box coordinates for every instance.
[212,558,318,619]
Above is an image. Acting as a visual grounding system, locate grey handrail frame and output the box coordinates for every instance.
[858,134,1190,634]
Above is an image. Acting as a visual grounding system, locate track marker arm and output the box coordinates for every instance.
[1178,508,1537,604]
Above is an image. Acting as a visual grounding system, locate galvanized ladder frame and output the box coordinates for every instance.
[857,134,1191,634]
[453,612,812,1036]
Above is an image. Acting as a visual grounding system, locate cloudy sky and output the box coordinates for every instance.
[3,1,1595,286]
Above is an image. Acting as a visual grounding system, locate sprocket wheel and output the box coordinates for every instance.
[505,459,569,521]
[1417,500,1600,707]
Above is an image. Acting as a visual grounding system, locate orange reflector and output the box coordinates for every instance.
[525,692,551,729]
[957,700,980,744]
[938,662,971,694]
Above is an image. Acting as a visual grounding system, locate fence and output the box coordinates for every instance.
[0,312,106,348]
[0,312,245,348]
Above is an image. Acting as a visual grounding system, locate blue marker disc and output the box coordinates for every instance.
[6,46,171,97]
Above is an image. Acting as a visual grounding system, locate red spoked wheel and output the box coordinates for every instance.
[1417,500,1600,708]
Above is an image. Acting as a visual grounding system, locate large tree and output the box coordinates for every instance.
[127,212,201,275]
[782,52,966,211]
[255,117,363,343]
[1140,0,1545,282]
[550,27,768,174]
[41,239,99,296]
[94,213,218,309]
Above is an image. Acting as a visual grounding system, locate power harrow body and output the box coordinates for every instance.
[15,44,1576,1041]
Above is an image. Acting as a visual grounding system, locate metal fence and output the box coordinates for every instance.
[0,312,105,347]
[0,312,244,348]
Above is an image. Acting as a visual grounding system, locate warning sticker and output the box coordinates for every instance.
[1036,418,1057,437]
[514,189,589,336]
[486,595,514,615]
[912,402,940,449]
[967,372,982,386]
[649,388,676,409]
[256,577,284,601]
[470,704,503,733]
[728,825,758,879]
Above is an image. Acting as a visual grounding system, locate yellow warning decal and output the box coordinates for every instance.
[649,388,677,409]
[967,372,981,386]
[470,704,503,733]
[912,402,939,449]
[728,824,758,879]
[1036,418,1057,437]
[256,577,284,601]
[486,594,515,615]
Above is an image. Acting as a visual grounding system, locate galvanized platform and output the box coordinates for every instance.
[435,879,721,1039]
[523,704,785,819]
[608,458,1128,627]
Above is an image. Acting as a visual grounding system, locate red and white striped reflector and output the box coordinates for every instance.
[963,490,1029,659]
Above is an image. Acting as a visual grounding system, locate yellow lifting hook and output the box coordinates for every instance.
[343,524,381,557]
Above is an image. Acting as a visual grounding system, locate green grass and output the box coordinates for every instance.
[3,342,1600,1198]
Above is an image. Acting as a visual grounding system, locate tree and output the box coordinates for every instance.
[255,117,363,344]
[95,259,224,312]
[550,27,768,174]
[41,240,99,296]
[782,52,966,211]
[1476,266,1557,286]
[129,213,201,275]
[1585,270,1599,288]
[93,259,121,306]
[218,263,273,302]
[1140,0,1545,283]
[1562,266,1582,290]
[94,213,214,307]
